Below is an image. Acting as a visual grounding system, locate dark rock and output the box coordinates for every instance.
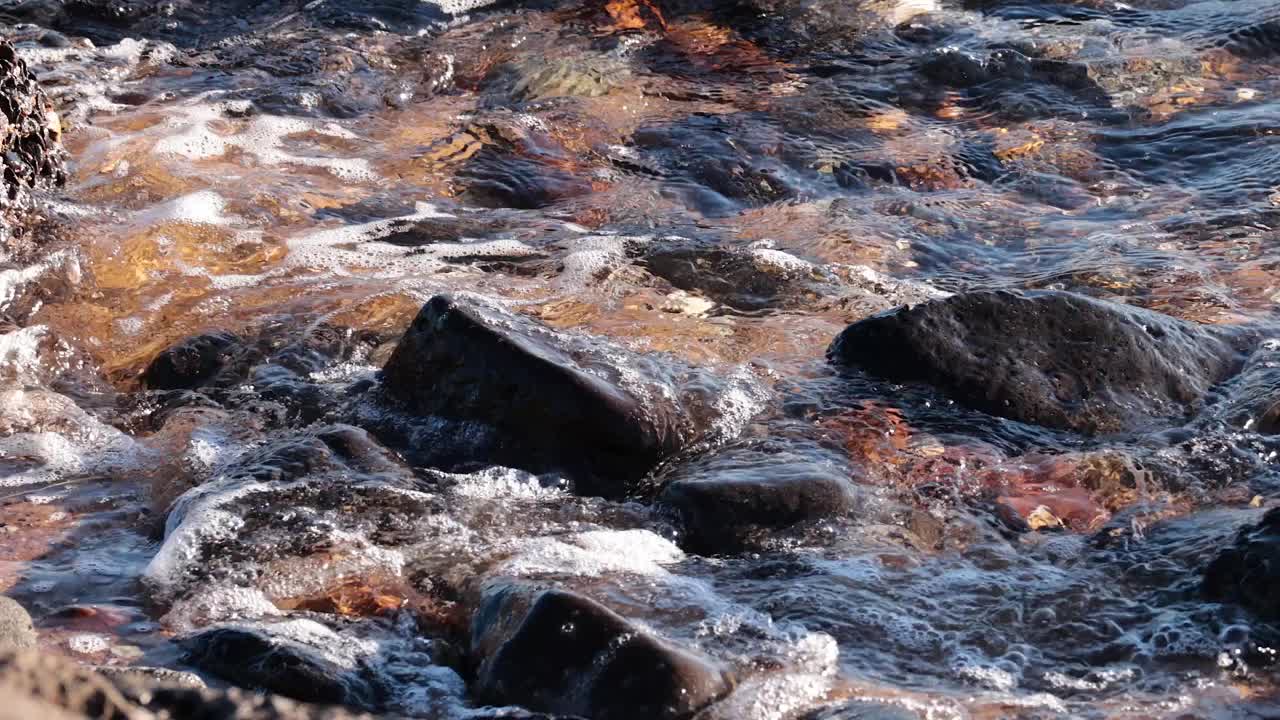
[920,49,990,88]
[380,295,742,497]
[1202,508,1280,620]
[632,238,839,313]
[141,331,245,390]
[1201,341,1280,433]
[0,598,35,652]
[631,116,797,215]
[827,290,1253,434]
[0,40,66,206]
[180,626,378,708]
[471,584,734,720]
[0,649,376,719]
[657,443,858,554]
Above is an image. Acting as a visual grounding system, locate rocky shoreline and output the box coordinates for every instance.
[3,0,1280,717]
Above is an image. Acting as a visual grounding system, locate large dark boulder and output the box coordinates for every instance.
[657,443,858,554]
[0,40,65,209]
[827,290,1253,434]
[381,294,744,497]
[471,584,733,720]
[1202,508,1280,620]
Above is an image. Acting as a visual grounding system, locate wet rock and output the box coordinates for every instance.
[0,648,376,719]
[828,290,1253,434]
[632,238,841,313]
[141,331,245,390]
[492,55,631,102]
[1201,341,1280,433]
[180,625,378,708]
[380,294,745,497]
[657,443,858,554]
[0,40,66,206]
[471,584,734,720]
[1202,508,1280,620]
[0,597,35,651]
[630,115,797,215]
[145,424,433,612]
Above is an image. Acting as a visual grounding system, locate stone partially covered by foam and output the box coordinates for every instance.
[180,615,467,716]
[144,425,438,606]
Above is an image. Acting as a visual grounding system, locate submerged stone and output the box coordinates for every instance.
[828,290,1253,434]
[657,443,858,554]
[632,238,840,313]
[471,584,734,720]
[1202,508,1280,621]
[380,294,749,497]
[141,331,244,390]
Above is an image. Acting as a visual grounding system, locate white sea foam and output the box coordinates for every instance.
[136,190,236,227]
[153,104,375,180]
[500,529,684,578]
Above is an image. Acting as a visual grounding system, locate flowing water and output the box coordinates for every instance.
[1,0,1280,717]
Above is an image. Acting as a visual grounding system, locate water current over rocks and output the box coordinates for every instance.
[1,0,1280,717]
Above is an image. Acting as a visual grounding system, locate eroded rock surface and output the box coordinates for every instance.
[0,40,65,206]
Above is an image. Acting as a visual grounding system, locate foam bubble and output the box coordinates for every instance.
[153,105,375,181]
[67,634,111,655]
[431,0,503,15]
[0,388,140,486]
[500,529,684,578]
[136,190,235,227]
[162,587,282,632]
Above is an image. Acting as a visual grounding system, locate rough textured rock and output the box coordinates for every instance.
[0,40,65,206]
[381,294,739,497]
[471,584,734,720]
[657,445,858,554]
[0,649,375,719]
[632,238,841,313]
[1202,508,1280,620]
[0,597,35,652]
[141,331,245,390]
[180,626,378,709]
[828,290,1253,434]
